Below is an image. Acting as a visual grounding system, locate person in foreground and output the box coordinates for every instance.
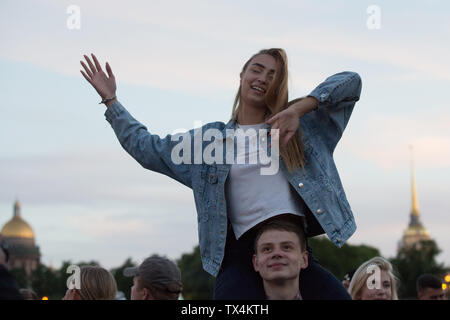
[80,48,362,299]
[252,218,308,300]
[348,256,399,300]
[124,255,182,300]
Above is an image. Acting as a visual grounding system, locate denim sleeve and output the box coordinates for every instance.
[104,101,193,189]
[305,71,362,152]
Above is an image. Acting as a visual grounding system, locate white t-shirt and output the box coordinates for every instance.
[225,122,307,239]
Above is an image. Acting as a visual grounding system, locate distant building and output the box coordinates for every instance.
[398,152,431,252]
[1,201,40,276]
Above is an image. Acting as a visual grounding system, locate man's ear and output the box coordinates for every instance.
[300,250,309,270]
[252,254,259,272]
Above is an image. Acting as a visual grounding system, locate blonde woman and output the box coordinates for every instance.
[80,48,362,299]
[63,266,117,300]
[348,257,399,300]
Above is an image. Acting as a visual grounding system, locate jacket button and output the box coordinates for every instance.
[337,238,342,243]
[316,209,323,214]
[298,183,304,188]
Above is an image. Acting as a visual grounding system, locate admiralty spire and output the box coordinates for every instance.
[398,147,431,251]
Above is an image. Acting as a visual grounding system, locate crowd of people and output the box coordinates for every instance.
[1,229,448,300]
[1,233,183,300]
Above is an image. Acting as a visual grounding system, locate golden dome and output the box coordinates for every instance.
[1,201,35,239]
[1,216,35,239]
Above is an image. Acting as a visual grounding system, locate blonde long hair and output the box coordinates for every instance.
[348,256,399,300]
[231,48,306,172]
[78,266,117,300]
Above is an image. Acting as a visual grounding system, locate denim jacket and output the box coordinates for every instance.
[105,71,362,277]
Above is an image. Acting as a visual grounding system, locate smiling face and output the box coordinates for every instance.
[360,270,393,300]
[239,54,278,110]
[252,229,308,283]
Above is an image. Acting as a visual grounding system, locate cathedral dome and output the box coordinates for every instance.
[1,216,35,239]
[1,201,35,239]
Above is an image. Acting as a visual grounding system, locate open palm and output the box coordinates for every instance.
[80,53,116,99]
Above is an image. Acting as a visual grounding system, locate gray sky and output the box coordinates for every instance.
[1,0,449,270]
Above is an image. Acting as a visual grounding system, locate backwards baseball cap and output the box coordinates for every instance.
[123,255,182,293]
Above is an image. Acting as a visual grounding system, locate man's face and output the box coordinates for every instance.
[418,287,446,300]
[252,229,308,283]
[130,276,149,300]
[360,270,392,300]
[240,54,278,110]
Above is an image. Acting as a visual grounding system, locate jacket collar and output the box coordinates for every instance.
[220,119,270,141]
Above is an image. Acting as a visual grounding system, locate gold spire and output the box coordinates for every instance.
[410,146,420,217]
[398,147,431,252]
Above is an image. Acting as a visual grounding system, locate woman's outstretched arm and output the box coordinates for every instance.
[80,54,193,188]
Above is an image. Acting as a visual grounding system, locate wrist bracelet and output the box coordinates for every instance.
[99,96,117,104]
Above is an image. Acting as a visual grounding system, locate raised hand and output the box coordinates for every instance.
[80,53,117,103]
[266,97,319,147]
[266,107,300,147]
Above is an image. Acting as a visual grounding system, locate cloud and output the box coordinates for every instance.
[2,0,449,99]
[348,219,450,265]
[340,112,450,169]
[0,149,194,206]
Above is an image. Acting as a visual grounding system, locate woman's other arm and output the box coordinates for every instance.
[303,71,362,152]
[267,72,361,151]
